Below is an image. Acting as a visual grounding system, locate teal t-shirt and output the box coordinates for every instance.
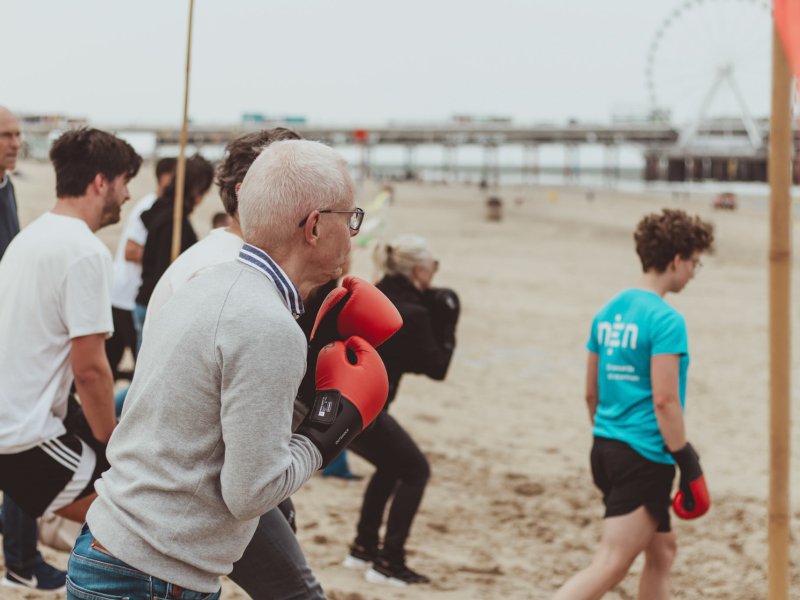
[587,288,689,464]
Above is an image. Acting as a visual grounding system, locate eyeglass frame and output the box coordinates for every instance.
[297,207,365,234]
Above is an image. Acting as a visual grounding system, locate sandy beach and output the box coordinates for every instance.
[3,159,800,599]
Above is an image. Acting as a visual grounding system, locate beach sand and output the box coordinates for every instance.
[2,160,800,599]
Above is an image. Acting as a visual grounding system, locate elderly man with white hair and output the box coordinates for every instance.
[66,140,401,600]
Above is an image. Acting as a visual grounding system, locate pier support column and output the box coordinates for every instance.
[565,144,580,181]
[404,145,417,181]
[442,144,457,183]
[482,145,500,188]
[602,143,620,182]
[523,144,539,184]
[359,144,371,181]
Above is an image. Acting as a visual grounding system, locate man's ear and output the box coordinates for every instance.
[89,173,108,195]
[303,210,321,246]
[668,254,681,271]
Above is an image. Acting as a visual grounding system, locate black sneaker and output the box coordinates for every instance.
[366,558,431,586]
[2,560,67,592]
[342,544,377,570]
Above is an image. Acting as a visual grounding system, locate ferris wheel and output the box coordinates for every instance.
[645,0,772,147]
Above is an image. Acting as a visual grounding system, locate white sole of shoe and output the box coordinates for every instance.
[342,555,371,570]
[1,577,65,593]
[365,567,408,587]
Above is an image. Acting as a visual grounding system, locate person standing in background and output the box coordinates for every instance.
[106,157,176,379]
[133,154,214,348]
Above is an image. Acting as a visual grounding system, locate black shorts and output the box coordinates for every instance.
[0,398,109,518]
[590,436,676,533]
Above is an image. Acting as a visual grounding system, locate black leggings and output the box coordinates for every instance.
[349,411,430,562]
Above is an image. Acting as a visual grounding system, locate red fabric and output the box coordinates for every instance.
[775,0,800,79]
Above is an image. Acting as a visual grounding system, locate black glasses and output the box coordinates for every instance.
[298,207,365,234]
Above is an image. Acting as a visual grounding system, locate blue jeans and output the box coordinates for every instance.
[2,495,41,572]
[114,387,128,418]
[133,303,147,354]
[67,525,220,600]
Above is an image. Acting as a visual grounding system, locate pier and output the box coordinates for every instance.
[19,117,800,183]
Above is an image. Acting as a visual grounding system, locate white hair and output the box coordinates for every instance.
[237,140,354,249]
[373,234,434,278]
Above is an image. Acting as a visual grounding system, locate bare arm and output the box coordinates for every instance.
[71,333,116,443]
[651,353,687,452]
[585,351,599,425]
[124,240,144,263]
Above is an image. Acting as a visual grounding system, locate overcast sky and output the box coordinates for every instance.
[2,0,773,127]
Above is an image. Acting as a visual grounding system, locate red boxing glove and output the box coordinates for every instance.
[310,276,402,348]
[297,336,388,467]
[670,442,711,519]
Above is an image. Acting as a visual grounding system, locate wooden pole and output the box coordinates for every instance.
[768,21,793,600]
[171,0,195,262]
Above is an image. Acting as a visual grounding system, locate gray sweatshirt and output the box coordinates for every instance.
[87,260,321,593]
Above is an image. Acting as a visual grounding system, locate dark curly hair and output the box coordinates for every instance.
[217,128,301,216]
[50,128,142,197]
[634,208,714,273]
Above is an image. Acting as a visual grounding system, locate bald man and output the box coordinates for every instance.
[0,107,21,258]
[0,106,68,593]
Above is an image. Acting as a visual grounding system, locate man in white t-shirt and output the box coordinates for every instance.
[0,128,141,525]
[106,157,175,379]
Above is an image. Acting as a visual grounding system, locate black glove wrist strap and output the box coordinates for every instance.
[669,442,702,480]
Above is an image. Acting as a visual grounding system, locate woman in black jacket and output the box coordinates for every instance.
[134,154,214,349]
[345,234,459,586]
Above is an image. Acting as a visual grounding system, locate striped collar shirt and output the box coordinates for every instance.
[237,243,304,317]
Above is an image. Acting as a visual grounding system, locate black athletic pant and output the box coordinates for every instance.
[105,307,137,380]
[349,410,430,563]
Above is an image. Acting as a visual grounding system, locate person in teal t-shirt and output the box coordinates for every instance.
[555,209,714,600]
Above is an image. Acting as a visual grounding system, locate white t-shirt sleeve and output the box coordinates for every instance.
[124,212,148,247]
[63,253,114,338]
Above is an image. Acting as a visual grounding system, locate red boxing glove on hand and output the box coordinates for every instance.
[310,276,402,348]
[297,336,389,467]
[670,442,711,519]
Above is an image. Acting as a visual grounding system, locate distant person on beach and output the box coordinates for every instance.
[343,234,459,586]
[0,106,72,593]
[0,107,21,259]
[211,211,231,229]
[554,209,713,600]
[133,154,214,349]
[68,140,399,600]
[0,129,141,531]
[105,157,176,380]
[141,127,332,599]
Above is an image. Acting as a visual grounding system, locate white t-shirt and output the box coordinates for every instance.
[143,227,243,337]
[110,193,157,311]
[0,212,114,453]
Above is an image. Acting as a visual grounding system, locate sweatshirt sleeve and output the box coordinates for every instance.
[216,305,321,521]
